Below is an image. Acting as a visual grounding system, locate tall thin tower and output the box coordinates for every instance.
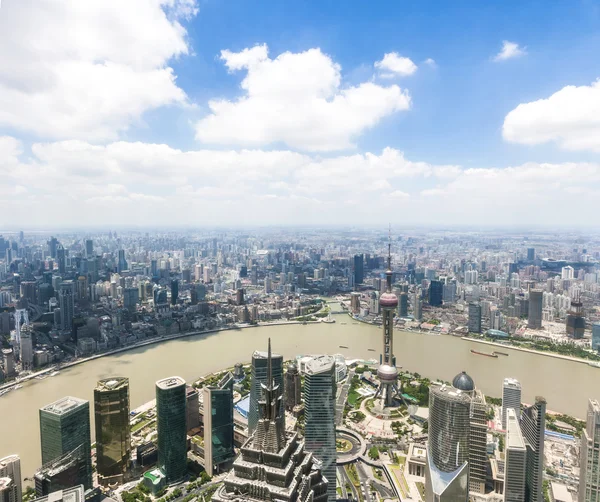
[374,229,399,406]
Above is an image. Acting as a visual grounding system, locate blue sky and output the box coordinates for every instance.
[157,0,600,164]
[0,0,599,227]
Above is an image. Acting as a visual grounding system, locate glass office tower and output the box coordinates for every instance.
[94,377,131,485]
[156,377,187,483]
[39,397,92,490]
[303,355,336,502]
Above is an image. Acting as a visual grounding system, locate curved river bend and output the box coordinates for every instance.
[0,314,595,477]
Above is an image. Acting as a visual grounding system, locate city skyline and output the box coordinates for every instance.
[0,1,600,226]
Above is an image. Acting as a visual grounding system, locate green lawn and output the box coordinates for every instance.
[132,418,153,433]
[348,389,361,407]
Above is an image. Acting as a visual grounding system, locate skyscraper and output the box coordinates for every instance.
[156,377,187,483]
[203,384,234,474]
[468,302,482,334]
[212,340,328,502]
[303,355,336,502]
[123,288,139,313]
[579,399,600,502]
[85,240,93,258]
[527,248,535,261]
[353,254,364,285]
[0,455,21,502]
[117,250,127,273]
[527,290,543,330]
[469,390,487,494]
[170,279,179,305]
[504,408,527,502]
[521,397,546,502]
[428,280,443,307]
[94,378,131,486]
[19,329,33,372]
[502,378,522,431]
[248,349,283,436]
[39,397,92,490]
[58,281,74,332]
[398,292,408,317]
[425,373,474,502]
[186,386,200,432]
[284,363,302,411]
[566,295,585,339]
[375,240,399,406]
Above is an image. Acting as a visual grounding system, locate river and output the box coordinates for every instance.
[0,311,595,478]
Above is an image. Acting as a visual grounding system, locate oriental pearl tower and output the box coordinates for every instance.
[374,235,399,407]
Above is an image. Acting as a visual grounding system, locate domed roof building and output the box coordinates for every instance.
[452,371,475,392]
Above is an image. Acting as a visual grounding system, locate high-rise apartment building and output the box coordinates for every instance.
[521,397,546,502]
[248,349,283,435]
[468,303,482,334]
[94,378,131,485]
[156,377,187,483]
[303,355,337,502]
[579,399,600,502]
[527,290,543,329]
[284,363,302,411]
[0,455,21,502]
[203,384,234,474]
[502,378,522,431]
[39,397,92,490]
[58,281,75,332]
[504,408,527,502]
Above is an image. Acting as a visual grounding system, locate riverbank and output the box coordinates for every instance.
[464,337,598,366]
[0,319,329,393]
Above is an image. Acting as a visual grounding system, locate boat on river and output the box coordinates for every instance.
[49,371,60,377]
[494,351,509,356]
[339,345,349,349]
[471,349,498,358]
[0,389,10,397]
[589,361,600,368]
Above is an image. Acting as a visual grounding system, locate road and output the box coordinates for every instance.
[356,462,374,502]
[337,369,355,425]
[340,465,360,501]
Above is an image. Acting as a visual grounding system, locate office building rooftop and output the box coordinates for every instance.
[96,377,128,391]
[41,397,87,416]
[156,376,185,390]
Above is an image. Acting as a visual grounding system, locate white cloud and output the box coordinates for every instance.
[503,80,600,152]
[424,58,437,68]
[195,45,411,151]
[493,41,527,61]
[2,137,597,227]
[375,53,418,77]
[0,0,196,141]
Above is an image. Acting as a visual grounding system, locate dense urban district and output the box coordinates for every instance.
[2,228,600,502]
